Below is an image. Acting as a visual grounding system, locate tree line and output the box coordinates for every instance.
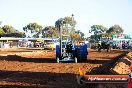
[88,24,124,43]
[0,22,26,38]
[0,15,85,42]
[0,15,124,42]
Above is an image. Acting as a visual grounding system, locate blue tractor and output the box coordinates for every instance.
[56,25,88,63]
[56,43,88,63]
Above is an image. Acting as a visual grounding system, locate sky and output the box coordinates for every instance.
[0,0,132,37]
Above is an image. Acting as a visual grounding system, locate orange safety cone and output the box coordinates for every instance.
[78,67,86,76]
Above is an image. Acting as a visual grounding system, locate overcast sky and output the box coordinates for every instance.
[0,0,132,37]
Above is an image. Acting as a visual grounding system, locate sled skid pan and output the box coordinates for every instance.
[77,68,129,85]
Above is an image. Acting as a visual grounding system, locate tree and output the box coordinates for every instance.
[63,16,76,29]
[12,32,26,38]
[0,22,25,37]
[0,28,5,37]
[89,25,108,42]
[55,15,83,42]
[55,18,64,28]
[23,22,43,38]
[70,32,81,41]
[2,32,26,38]
[2,25,16,34]
[55,15,86,42]
[106,25,124,37]
[55,15,76,30]
[42,26,58,38]
[90,25,107,35]
[55,15,76,32]
[75,30,85,39]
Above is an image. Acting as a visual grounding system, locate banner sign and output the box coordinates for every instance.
[84,75,129,83]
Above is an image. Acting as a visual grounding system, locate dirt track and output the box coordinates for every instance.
[0,48,129,88]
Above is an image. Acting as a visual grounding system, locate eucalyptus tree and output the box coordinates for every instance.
[106,25,124,37]
[42,26,58,38]
[89,25,108,42]
[23,22,43,38]
[0,28,5,37]
[55,14,82,42]
[2,25,17,34]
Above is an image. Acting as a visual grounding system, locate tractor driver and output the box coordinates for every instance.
[66,41,73,56]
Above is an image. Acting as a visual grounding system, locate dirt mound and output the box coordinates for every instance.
[111,52,132,74]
